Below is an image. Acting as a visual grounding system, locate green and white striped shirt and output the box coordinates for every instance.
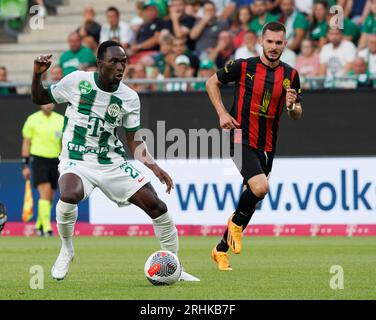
[48,71,140,166]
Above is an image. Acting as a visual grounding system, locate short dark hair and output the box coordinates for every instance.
[245,30,257,37]
[97,41,124,60]
[205,1,216,8]
[262,22,286,36]
[106,6,120,16]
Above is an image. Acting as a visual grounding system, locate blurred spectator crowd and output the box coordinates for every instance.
[1,0,376,93]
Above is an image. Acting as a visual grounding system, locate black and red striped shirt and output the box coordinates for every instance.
[216,56,302,153]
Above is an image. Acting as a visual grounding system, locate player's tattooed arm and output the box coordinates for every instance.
[32,54,53,105]
[126,131,174,193]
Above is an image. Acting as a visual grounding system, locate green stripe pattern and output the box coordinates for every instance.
[69,125,87,160]
[62,116,68,133]
[78,90,97,115]
[98,131,112,164]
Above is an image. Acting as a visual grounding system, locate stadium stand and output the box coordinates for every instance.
[0,0,134,83]
[0,0,375,89]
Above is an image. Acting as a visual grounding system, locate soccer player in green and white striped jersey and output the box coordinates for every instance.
[31,41,199,282]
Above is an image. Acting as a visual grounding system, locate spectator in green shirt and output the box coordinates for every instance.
[358,0,376,49]
[278,0,310,52]
[347,56,374,87]
[249,0,279,37]
[154,0,169,18]
[151,33,174,77]
[193,59,216,91]
[59,32,96,76]
[309,1,329,48]
[310,1,361,47]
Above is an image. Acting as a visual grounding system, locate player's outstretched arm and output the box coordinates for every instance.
[125,131,174,194]
[31,54,53,105]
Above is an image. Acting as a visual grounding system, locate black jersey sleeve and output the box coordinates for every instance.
[216,59,243,84]
[291,70,302,103]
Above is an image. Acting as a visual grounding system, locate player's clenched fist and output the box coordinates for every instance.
[34,54,53,74]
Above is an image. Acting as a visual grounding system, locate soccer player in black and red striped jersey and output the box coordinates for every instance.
[206,22,303,271]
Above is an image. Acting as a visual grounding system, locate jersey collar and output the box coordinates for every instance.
[258,56,282,70]
[94,72,119,93]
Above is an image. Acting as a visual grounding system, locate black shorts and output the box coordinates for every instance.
[231,144,274,185]
[31,155,60,189]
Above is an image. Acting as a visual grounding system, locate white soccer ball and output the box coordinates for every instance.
[144,250,182,286]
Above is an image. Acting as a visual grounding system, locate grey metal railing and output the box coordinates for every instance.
[0,75,375,91]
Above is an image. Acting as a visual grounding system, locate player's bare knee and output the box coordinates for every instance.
[251,182,269,198]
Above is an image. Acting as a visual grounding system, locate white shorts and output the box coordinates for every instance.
[58,159,150,207]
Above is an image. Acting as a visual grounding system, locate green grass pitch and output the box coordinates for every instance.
[0,236,375,300]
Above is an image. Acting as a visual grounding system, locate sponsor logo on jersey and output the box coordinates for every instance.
[67,142,109,154]
[79,80,93,94]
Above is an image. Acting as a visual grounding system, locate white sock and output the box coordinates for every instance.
[152,212,179,255]
[56,200,77,253]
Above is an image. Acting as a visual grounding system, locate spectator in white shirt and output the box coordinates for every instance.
[295,0,313,16]
[166,55,192,91]
[100,7,134,49]
[319,28,357,78]
[234,31,260,59]
[358,33,376,76]
[280,46,297,67]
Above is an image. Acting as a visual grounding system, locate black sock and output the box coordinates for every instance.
[232,188,263,227]
[216,237,229,252]
[216,189,263,253]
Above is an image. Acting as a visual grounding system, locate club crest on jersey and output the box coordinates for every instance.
[283,78,291,90]
[107,103,121,118]
[79,80,93,94]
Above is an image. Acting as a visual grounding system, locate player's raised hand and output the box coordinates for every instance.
[152,166,174,194]
[219,112,240,129]
[286,87,297,108]
[34,54,53,74]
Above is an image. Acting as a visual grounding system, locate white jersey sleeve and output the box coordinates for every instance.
[123,95,141,131]
[48,71,80,104]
